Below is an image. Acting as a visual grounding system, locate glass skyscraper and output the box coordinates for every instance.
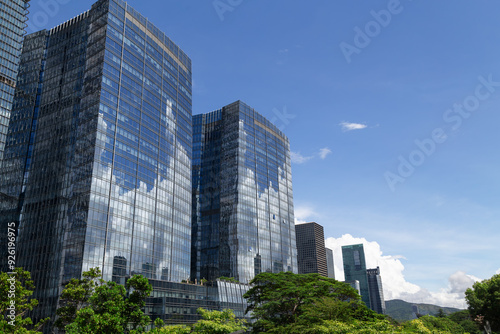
[367,266,386,314]
[0,0,30,160]
[0,0,192,325]
[191,101,297,284]
[326,247,335,279]
[342,243,371,308]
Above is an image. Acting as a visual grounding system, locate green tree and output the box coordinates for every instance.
[448,310,481,334]
[417,315,466,334]
[147,309,246,334]
[124,275,153,331]
[191,308,246,334]
[243,272,364,332]
[57,268,152,333]
[0,268,49,333]
[465,273,500,332]
[146,318,191,334]
[54,267,102,330]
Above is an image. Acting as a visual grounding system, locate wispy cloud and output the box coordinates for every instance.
[340,121,367,132]
[319,147,332,159]
[291,148,332,164]
[290,151,314,164]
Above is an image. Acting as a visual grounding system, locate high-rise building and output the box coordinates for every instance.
[326,247,335,279]
[0,0,30,160]
[295,222,328,277]
[342,244,371,308]
[0,0,192,325]
[191,101,297,283]
[367,266,386,314]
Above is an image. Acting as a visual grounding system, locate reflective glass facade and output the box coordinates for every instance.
[0,0,30,160]
[146,279,250,324]
[0,0,192,325]
[326,247,335,279]
[367,266,386,314]
[342,244,371,308]
[192,101,297,284]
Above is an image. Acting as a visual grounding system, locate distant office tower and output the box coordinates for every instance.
[348,280,361,296]
[342,244,371,308]
[326,247,335,279]
[0,0,30,160]
[0,0,192,325]
[367,267,386,314]
[295,222,328,277]
[191,101,297,283]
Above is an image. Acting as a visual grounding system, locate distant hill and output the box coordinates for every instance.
[385,299,462,322]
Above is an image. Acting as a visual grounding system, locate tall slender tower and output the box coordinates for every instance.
[191,101,297,283]
[0,0,30,160]
[326,247,335,279]
[367,266,386,314]
[342,244,371,308]
[1,0,192,325]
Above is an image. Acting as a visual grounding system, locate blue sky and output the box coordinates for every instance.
[28,0,500,307]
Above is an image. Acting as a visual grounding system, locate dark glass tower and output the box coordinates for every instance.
[295,222,328,277]
[191,101,297,283]
[0,0,30,160]
[367,266,386,314]
[342,244,371,308]
[0,0,192,325]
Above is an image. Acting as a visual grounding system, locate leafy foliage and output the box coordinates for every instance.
[0,268,49,333]
[448,310,481,334]
[191,308,246,333]
[148,308,246,334]
[57,268,152,333]
[243,272,375,332]
[54,267,102,330]
[147,318,191,334]
[465,273,500,332]
[417,315,467,333]
[217,277,239,283]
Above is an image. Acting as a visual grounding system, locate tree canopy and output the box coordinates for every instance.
[149,309,246,334]
[465,273,500,333]
[0,268,49,333]
[243,272,377,333]
[55,267,102,330]
[56,268,152,334]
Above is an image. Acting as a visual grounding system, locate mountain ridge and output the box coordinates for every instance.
[385,299,462,321]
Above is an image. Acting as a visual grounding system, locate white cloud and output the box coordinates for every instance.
[290,151,314,164]
[319,147,332,159]
[340,121,367,132]
[294,206,320,225]
[496,268,500,275]
[325,234,479,309]
[448,271,480,294]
